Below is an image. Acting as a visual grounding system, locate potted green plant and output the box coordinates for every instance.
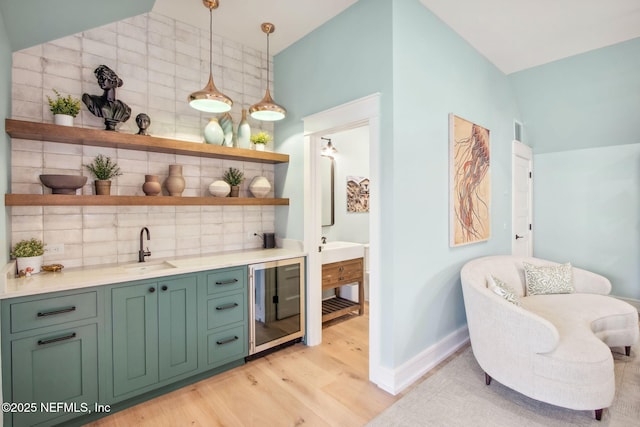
[47,89,81,126]
[11,238,45,275]
[84,154,123,195]
[250,131,272,152]
[222,167,245,197]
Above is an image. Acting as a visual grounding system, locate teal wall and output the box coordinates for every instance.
[510,38,640,154]
[0,7,10,263]
[534,144,640,299]
[389,0,518,365]
[276,0,520,368]
[511,38,640,300]
[0,0,155,51]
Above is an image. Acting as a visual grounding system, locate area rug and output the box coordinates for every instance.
[368,341,639,426]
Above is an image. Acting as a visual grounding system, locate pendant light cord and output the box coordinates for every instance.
[209,8,213,75]
[266,31,270,91]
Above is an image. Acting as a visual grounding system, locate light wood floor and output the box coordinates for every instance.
[87,306,460,426]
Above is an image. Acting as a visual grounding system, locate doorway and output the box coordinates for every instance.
[512,140,533,257]
[302,94,383,386]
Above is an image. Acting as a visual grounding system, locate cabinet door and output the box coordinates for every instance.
[158,276,198,381]
[111,283,159,397]
[11,324,98,427]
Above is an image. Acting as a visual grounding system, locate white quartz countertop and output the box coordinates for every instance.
[1,248,306,300]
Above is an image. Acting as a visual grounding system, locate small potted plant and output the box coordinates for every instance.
[222,167,245,197]
[11,238,45,275]
[47,89,81,126]
[84,154,122,195]
[250,131,272,152]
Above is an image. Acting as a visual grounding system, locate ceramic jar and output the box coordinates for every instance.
[249,176,271,198]
[237,109,251,149]
[165,164,185,196]
[208,180,231,197]
[204,117,224,145]
[142,174,161,196]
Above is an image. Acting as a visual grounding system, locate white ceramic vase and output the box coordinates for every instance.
[16,255,43,275]
[54,114,74,126]
[204,118,224,145]
[209,180,231,197]
[237,109,251,149]
[254,144,265,152]
[249,176,271,198]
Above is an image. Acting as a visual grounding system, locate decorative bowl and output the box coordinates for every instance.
[39,174,87,194]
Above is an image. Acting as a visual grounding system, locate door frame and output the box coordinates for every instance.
[512,140,533,256]
[302,93,382,385]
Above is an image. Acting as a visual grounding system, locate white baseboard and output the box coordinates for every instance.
[374,325,469,395]
[617,296,640,312]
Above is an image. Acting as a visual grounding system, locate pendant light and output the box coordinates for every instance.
[188,0,232,113]
[249,23,286,121]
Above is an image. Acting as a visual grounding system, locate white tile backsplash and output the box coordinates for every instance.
[10,11,280,268]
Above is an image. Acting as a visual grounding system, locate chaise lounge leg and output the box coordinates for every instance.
[484,372,492,385]
[595,409,603,421]
[625,346,631,356]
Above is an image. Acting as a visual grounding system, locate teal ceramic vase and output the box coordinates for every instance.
[204,118,224,145]
[237,109,251,149]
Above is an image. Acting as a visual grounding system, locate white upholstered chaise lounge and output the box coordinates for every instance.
[460,255,639,420]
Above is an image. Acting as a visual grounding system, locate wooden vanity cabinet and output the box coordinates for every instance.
[321,257,364,322]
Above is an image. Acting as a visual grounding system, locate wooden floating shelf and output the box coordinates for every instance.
[5,194,290,207]
[5,119,289,164]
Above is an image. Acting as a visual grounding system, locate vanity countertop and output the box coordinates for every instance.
[1,248,306,300]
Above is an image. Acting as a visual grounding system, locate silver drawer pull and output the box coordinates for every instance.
[215,279,239,285]
[216,336,239,346]
[38,332,76,346]
[216,303,239,311]
[37,306,76,317]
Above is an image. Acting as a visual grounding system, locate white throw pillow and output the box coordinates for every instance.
[523,262,574,295]
[487,275,521,306]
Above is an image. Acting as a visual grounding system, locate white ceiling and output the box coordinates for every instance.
[153,0,640,74]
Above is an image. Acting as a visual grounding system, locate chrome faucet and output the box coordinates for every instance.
[139,227,151,262]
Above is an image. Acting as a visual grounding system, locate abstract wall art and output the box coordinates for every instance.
[449,114,491,246]
[347,176,370,213]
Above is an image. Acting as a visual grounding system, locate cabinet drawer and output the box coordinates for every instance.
[207,325,247,367]
[10,291,98,333]
[207,293,246,330]
[322,258,363,288]
[207,267,246,295]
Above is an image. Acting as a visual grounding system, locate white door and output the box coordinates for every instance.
[512,141,533,257]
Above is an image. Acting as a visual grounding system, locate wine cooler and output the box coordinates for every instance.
[248,257,305,355]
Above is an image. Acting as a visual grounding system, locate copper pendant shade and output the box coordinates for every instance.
[188,0,232,113]
[249,23,286,121]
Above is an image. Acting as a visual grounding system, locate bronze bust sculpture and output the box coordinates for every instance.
[136,113,151,135]
[82,64,131,131]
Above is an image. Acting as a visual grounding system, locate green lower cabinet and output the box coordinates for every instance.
[199,267,248,370]
[157,276,198,381]
[110,274,198,399]
[11,324,99,426]
[111,281,159,397]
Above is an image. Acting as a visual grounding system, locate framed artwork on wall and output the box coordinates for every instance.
[449,114,491,246]
[346,176,369,212]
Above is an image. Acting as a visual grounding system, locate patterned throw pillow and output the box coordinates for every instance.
[487,275,521,306]
[523,262,574,295]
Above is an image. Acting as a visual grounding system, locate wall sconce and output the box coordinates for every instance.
[321,137,337,156]
[188,0,233,113]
